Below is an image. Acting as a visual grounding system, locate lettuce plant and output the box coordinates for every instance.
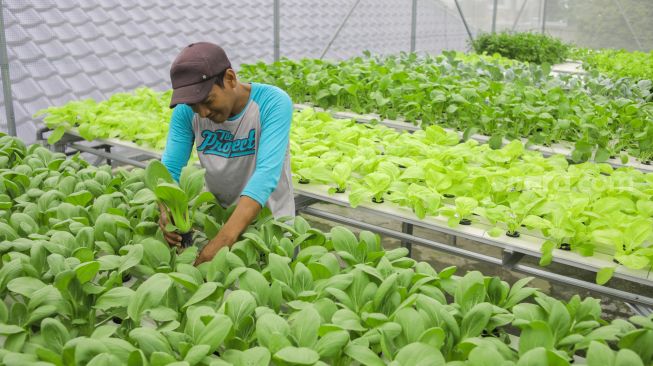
[349,172,392,206]
[440,196,479,227]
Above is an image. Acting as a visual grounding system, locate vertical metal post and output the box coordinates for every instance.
[273,0,280,61]
[0,1,16,136]
[453,0,474,45]
[448,234,457,247]
[540,0,547,34]
[491,0,499,33]
[410,0,417,53]
[511,0,529,32]
[401,222,413,258]
[319,0,362,60]
[612,0,643,50]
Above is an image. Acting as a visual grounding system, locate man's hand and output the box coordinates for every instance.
[158,202,182,247]
[194,236,229,266]
[194,196,262,266]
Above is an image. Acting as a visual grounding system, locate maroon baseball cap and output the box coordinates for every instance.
[169,42,232,108]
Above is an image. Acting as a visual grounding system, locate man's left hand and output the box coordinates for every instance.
[194,237,228,266]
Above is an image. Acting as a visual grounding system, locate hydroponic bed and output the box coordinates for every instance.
[2,132,653,366]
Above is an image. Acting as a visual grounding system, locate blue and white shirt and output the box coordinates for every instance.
[162,82,295,218]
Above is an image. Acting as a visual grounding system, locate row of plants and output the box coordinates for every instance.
[239,52,653,162]
[290,109,653,282]
[32,81,653,280]
[470,32,571,65]
[31,81,653,279]
[574,48,653,85]
[36,56,653,163]
[0,133,651,365]
[34,88,173,150]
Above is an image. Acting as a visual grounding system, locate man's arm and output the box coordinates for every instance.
[161,104,194,181]
[194,196,261,265]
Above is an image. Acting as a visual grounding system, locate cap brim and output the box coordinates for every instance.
[169,79,214,108]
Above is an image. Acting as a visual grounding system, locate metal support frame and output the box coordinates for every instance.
[0,0,16,136]
[511,0,529,32]
[298,200,653,310]
[491,0,499,33]
[410,0,417,53]
[273,0,280,61]
[294,196,319,213]
[626,303,653,317]
[612,0,643,50]
[37,128,157,168]
[69,143,148,168]
[319,0,361,60]
[448,234,457,247]
[502,250,525,269]
[540,0,547,34]
[452,0,474,45]
[401,222,413,257]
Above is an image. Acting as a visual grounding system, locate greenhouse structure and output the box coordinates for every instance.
[1,0,653,365]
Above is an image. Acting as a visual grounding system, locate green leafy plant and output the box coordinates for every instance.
[579,48,653,85]
[34,88,173,150]
[471,32,571,65]
[134,160,216,246]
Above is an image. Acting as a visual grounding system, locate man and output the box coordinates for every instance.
[159,42,294,265]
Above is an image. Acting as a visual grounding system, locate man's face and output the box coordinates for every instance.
[190,79,236,123]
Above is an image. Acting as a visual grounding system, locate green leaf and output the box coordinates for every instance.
[223,347,271,366]
[614,349,644,366]
[96,287,135,311]
[290,306,321,348]
[332,308,366,332]
[197,313,233,353]
[587,341,615,366]
[344,344,385,366]
[179,165,206,201]
[224,290,257,328]
[330,226,359,259]
[144,160,173,191]
[393,342,446,366]
[75,261,100,284]
[418,327,445,349]
[488,133,503,149]
[315,330,349,358]
[129,327,172,357]
[119,244,144,274]
[256,313,291,354]
[182,282,221,310]
[596,267,616,285]
[127,273,172,323]
[461,302,493,339]
[183,344,210,365]
[66,190,93,207]
[48,125,67,145]
[274,346,320,365]
[519,320,555,355]
[594,148,610,163]
[7,277,46,298]
[87,353,122,366]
